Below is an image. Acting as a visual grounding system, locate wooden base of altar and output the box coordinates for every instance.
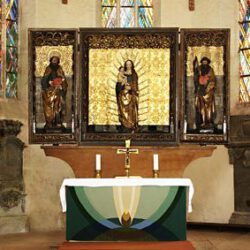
[58,241,195,250]
[42,145,216,178]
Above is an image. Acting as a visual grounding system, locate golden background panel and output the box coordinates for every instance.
[186,46,224,76]
[35,45,73,77]
[88,48,170,126]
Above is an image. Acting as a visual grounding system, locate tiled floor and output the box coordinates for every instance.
[0,229,249,250]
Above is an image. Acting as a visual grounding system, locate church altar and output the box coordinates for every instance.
[60,178,194,243]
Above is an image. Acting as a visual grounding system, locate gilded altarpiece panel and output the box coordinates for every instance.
[29,30,77,144]
[180,29,230,144]
[80,28,178,145]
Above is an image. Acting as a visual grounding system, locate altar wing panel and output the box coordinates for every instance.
[180,29,230,144]
[28,29,78,144]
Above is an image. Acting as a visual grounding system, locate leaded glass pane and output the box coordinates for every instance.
[0,1,2,91]
[120,0,134,6]
[138,0,152,6]
[240,0,250,21]
[102,0,116,6]
[138,7,153,27]
[6,47,17,73]
[240,22,250,48]
[5,0,18,98]
[240,85,248,102]
[240,77,250,102]
[0,62,2,91]
[0,0,2,19]
[240,0,250,102]
[120,7,134,27]
[5,72,17,98]
[240,50,250,76]
[102,7,116,28]
[244,76,250,95]
[6,0,18,20]
[6,20,17,47]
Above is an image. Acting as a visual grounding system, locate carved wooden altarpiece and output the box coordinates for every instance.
[28,28,230,145]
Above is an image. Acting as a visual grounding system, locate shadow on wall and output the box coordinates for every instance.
[23,144,75,231]
[184,145,233,224]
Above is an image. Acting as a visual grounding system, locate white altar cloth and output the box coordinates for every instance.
[59,178,194,213]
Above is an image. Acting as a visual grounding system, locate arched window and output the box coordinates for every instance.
[102,0,153,28]
[0,0,18,98]
[239,0,250,102]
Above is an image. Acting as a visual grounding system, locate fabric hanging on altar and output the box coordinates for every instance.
[59,178,194,241]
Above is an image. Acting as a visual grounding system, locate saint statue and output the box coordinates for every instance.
[41,55,68,129]
[116,60,139,131]
[193,56,216,130]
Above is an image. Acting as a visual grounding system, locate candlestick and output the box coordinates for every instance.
[153,154,159,170]
[95,170,101,178]
[153,170,159,178]
[96,154,101,171]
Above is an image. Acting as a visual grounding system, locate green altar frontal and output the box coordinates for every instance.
[66,185,187,241]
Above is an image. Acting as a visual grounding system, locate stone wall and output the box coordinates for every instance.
[0,120,28,234]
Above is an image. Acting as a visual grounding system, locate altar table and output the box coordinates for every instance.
[60,178,194,243]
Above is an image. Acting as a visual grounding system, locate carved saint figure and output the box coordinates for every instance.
[41,56,68,129]
[116,60,139,130]
[193,56,216,129]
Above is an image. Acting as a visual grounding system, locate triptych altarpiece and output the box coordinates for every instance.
[28,28,230,145]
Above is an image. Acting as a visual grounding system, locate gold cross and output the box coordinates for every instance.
[189,0,195,11]
[117,140,139,177]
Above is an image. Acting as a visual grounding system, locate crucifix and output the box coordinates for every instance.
[189,0,195,11]
[117,139,139,177]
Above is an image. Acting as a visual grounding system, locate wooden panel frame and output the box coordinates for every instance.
[180,29,230,144]
[79,28,179,145]
[28,29,78,144]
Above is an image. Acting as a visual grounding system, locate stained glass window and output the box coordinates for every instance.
[239,0,250,102]
[102,0,117,28]
[101,0,153,28]
[0,0,2,92]
[0,0,18,98]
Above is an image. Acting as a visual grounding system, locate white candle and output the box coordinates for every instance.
[223,116,227,135]
[183,117,187,134]
[96,154,101,170]
[153,154,159,170]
